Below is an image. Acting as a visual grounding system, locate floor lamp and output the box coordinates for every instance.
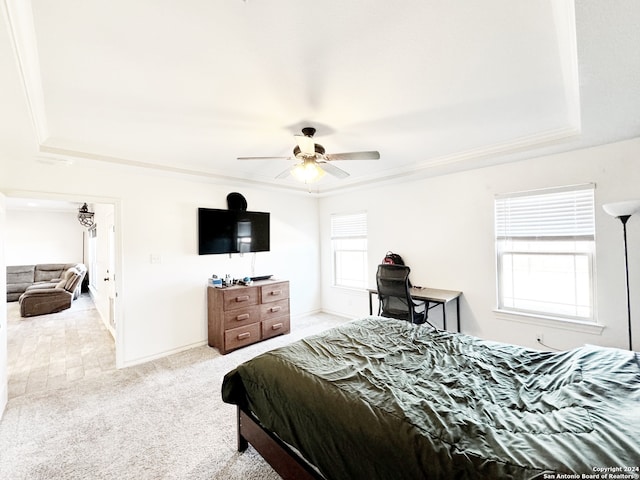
[603,199,640,351]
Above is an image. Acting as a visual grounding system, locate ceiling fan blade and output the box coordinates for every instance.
[294,134,316,155]
[275,167,292,179]
[325,151,380,161]
[237,156,291,161]
[318,162,350,179]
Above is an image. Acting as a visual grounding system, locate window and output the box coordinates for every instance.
[495,184,595,321]
[331,212,368,289]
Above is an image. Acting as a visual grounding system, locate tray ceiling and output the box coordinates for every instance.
[2,1,639,193]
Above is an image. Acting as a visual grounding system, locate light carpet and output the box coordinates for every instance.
[0,312,350,479]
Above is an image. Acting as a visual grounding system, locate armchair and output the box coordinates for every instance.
[19,264,87,317]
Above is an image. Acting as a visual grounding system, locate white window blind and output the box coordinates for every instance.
[331,212,367,238]
[495,185,595,240]
[331,212,368,289]
[495,184,596,321]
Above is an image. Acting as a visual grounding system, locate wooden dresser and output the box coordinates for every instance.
[207,280,290,354]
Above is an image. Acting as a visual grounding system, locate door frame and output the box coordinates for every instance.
[1,190,124,369]
[0,192,7,417]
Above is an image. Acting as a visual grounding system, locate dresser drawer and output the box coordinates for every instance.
[261,282,289,303]
[208,280,290,355]
[224,305,260,329]
[223,287,258,310]
[224,322,261,352]
[260,298,290,320]
[262,316,290,340]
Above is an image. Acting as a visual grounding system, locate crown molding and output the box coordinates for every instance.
[37,124,580,198]
[6,0,582,198]
[1,0,48,144]
[37,144,317,196]
[316,125,581,196]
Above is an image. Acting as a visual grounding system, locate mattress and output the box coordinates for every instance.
[222,317,640,479]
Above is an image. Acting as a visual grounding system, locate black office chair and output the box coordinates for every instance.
[376,264,428,325]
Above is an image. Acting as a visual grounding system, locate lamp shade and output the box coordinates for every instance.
[291,161,325,183]
[602,199,640,218]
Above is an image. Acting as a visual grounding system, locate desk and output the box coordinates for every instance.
[368,287,462,332]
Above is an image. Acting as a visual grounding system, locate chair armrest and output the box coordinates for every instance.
[21,288,70,297]
[26,282,60,291]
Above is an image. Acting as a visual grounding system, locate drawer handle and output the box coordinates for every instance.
[235,295,249,303]
[271,323,283,330]
[237,332,251,340]
[270,306,281,313]
[270,290,282,296]
[236,313,250,321]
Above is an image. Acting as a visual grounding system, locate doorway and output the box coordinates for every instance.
[1,194,122,400]
[0,193,7,414]
[87,204,118,338]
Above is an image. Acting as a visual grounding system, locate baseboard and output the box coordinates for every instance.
[122,310,350,369]
[312,308,355,320]
[120,340,208,368]
[290,308,322,320]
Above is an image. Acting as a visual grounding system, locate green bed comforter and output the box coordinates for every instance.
[222,317,640,479]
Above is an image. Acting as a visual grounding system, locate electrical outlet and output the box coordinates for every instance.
[536,333,543,344]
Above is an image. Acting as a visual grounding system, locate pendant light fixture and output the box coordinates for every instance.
[78,202,95,228]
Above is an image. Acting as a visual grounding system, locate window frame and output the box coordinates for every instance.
[495,184,596,323]
[330,212,368,290]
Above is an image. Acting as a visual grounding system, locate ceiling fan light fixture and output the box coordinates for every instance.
[291,160,325,183]
[239,127,378,182]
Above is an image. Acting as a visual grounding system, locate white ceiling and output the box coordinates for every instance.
[1,1,639,194]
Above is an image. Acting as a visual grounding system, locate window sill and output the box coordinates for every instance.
[494,309,605,335]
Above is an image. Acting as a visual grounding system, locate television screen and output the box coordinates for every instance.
[198,208,270,255]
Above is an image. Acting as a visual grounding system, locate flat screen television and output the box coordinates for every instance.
[198,208,270,255]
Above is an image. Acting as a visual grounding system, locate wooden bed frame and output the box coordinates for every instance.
[237,406,324,480]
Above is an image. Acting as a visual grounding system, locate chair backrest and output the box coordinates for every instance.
[376,264,415,322]
[58,265,86,294]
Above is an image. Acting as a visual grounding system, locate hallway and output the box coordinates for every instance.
[6,294,115,399]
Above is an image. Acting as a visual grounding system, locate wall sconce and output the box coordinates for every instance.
[78,203,95,228]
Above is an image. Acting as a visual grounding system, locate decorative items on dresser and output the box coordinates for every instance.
[207,280,290,354]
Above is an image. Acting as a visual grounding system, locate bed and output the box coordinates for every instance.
[221,316,640,479]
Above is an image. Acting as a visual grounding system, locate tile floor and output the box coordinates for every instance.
[6,294,116,399]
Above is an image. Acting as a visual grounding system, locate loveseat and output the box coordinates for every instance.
[18,264,87,317]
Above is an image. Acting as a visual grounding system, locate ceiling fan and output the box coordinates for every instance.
[237,127,380,183]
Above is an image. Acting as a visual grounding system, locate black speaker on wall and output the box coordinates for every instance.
[227,192,247,211]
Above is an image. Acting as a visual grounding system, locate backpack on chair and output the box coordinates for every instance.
[383,251,405,265]
[382,251,412,286]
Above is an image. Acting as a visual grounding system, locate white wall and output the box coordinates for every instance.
[1,159,321,367]
[0,193,7,417]
[5,210,83,265]
[320,137,640,351]
[4,137,638,365]
[119,177,321,365]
